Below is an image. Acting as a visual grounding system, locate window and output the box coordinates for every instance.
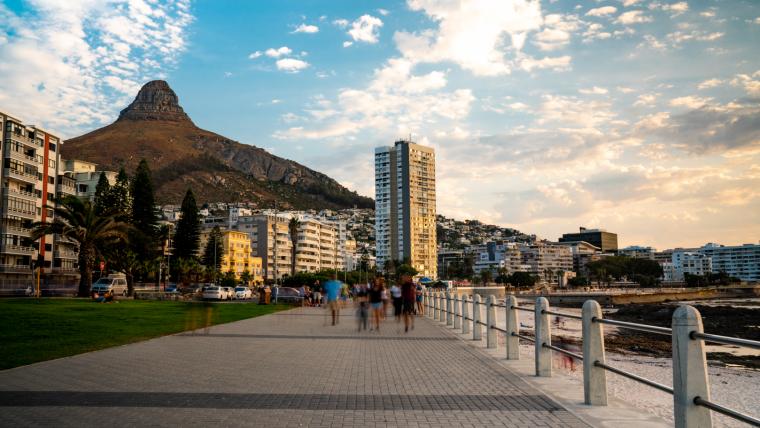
[49,143,56,152]
[48,176,54,184]
[45,243,52,251]
[48,159,55,168]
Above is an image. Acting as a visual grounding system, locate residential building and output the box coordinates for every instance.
[238,213,293,281]
[220,230,263,284]
[437,249,464,279]
[294,215,339,273]
[558,227,618,252]
[557,241,602,273]
[671,251,712,281]
[0,111,76,288]
[698,242,760,282]
[374,140,437,278]
[514,242,574,282]
[62,159,116,201]
[619,245,655,260]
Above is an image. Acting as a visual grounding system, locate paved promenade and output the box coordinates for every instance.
[0,306,589,427]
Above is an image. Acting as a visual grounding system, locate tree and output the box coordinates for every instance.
[396,263,418,280]
[173,189,200,260]
[93,172,112,215]
[240,269,253,286]
[131,159,159,250]
[111,167,132,222]
[480,270,493,285]
[288,217,300,276]
[31,196,130,297]
[104,248,141,296]
[507,272,536,288]
[202,226,224,280]
[220,270,237,288]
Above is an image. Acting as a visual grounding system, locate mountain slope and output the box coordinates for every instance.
[63,80,373,209]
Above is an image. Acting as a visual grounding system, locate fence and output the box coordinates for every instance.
[422,291,760,428]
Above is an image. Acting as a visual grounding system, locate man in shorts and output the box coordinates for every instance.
[400,274,416,332]
[323,274,342,326]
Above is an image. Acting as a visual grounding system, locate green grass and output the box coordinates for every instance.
[0,298,290,370]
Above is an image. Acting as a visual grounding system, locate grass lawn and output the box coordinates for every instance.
[0,298,290,370]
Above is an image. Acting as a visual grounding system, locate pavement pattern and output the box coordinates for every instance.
[0,305,590,427]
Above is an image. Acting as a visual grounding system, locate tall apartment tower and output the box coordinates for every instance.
[374,140,437,278]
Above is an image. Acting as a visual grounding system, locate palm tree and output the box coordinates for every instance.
[31,196,131,297]
[288,217,300,276]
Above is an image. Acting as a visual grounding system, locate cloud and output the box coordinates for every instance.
[292,23,319,34]
[669,96,712,109]
[265,46,293,57]
[615,10,652,25]
[634,93,659,107]
[730,71,760,96]
[518,55,572,72]
[343,41,353,48]
[0,0,193,137]
[697,78,723,90]
[586,6,617,17]
[377,8,390,16]
[579,86,609,95]
[395,0,544,76]
[332,19,349,28]
[533,14,581,51]
[347,15,383,43]
[658,1,689,16]
[583,23,612,41]
[275,58,310,73]
[248,51,263,59]
[622,0,643,6]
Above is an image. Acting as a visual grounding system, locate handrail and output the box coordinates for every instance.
[512,306,533,313]
[691,331,760,350]
[593,361,674,394]
[593,317,672,335]
[693,396,760,426]
[542,309,582,320]
[511,332,535,343]
[543,343,583,361]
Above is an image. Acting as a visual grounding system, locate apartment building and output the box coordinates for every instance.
[619,245,655,260]
[236,213,293,281]
[0,111,77,288]
[220,230,263,284]
[558,227,618,252]
[513,242,574,282]
[374,140,437,278]
[671,251,712,281]
[294,215,339,273]
[697,243,759,282]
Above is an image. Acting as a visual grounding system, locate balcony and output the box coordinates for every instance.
[3,225,32,237]
[2,205,37,220]
[54,250,78,260]
[0,263,32,274]
[1,187,38,201]
[4,168,38,184]
[0,244,36,255]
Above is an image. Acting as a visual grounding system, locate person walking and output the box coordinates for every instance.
[368,278,385,331]
[355,283,369,331]
[400,274,416,332]
[390,282,402,322]
[416,282,425,316]
[323,274,342,326]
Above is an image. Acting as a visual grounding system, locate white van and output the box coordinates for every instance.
[91,273,129,296]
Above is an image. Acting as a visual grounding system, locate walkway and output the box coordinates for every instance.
[0,306,589,427]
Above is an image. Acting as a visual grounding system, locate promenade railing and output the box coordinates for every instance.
[423,291,760,428]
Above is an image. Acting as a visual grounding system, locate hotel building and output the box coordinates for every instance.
[374,140,437,278]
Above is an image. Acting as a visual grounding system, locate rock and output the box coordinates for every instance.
[117,80,193,123]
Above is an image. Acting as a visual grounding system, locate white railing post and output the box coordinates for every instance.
[438,292,444,321]
[453,294,461,329]
[433,292,440,320]
[472,294,482,341]
[446,292,453,326]
[423,292,428,316]
[535,297,552,377]
[582,300,607,406]
[505,295,519,360]
[462,295,470,334]
[486,295,497,349]
[673,305,712,428]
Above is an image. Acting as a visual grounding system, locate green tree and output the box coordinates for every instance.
[93,172,112,215]
[288,217,300,276]
[396,263,418,280]
[220,270,237,288]
[131,159,159,251]
[202,226,224,280]
[173,189,201,260]
[31,196,131,297]
[480,270,493,285]
[111,167,132,222]
[104,248,141,296]
[240,269,253,286]
[507,272,537,288]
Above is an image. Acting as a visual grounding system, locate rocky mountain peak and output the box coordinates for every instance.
[117,80,193,124]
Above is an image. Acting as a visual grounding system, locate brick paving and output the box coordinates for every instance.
[0,306,590,427]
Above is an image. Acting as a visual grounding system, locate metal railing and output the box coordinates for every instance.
[423,291,760,428]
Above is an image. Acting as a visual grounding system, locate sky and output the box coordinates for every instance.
[1,0,759,250]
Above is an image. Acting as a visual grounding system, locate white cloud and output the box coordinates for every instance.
[730,71,760,96]
[634,93,659,107]
[377,8,390,16]
[347,15,383,43]
[343,41,353,48]
[533,14,581,51]
[669,96,711,109]
[395,0,544,76]
[265,46,293,58]
[518,55,572,72]
[659,2,689,16]
[292,23,319,34]
[697,78,722,90]
[583,23,612,41]
[615,10,653,25]
[700,10,715,18]
[640,34,667,50]
[0,0,193,137]
[579,86,609,95]
[622,0,642,6]
[248,51,262,59]
[332,19,348,28]
[586,6,617,17]
[276,58,310,73]
[617,86,636,93]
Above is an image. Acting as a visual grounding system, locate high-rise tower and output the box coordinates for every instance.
[374,140,437,278]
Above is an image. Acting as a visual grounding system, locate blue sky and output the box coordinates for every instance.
[1,0,759,249]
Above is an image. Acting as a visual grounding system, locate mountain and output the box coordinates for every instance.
[63,80,373,209]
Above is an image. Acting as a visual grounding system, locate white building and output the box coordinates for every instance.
[619,245,655,260]
[672,251,712,281]
[698,243,760,282]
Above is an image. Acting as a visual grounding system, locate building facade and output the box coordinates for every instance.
[374,140,437,278]
[619,245,655,259]
[1,111,78,290]
[697,243,759,282]
[558,227,618,252]
[220,230,263,284]
[671,251,712,281]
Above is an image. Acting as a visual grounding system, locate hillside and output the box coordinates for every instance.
[63,80,373,209]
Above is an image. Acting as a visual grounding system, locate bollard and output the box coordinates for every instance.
[535,297,552,377]
[462,296,470,334]
[505,295,519,360]
[582,300,607,406]
[423,292,428,316]
[454,294,461,329]
[446,292,454,326]
[672,305,712,428]
[486,295,497,349]
[437,292,443,321]
[472,295,482,341]
[433,292,440,320]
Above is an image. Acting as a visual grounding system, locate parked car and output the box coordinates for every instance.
[234,287,252,300]
[91,273,129,296]
[271,287,302,303]
[221,286,234,301]
[165,283,179,293]
[202,285,227,300]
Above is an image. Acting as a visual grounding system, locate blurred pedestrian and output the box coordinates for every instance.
[400,274,416,332]
[323,274,342,326]
[390,282,402,322]
[369,277,385,331]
